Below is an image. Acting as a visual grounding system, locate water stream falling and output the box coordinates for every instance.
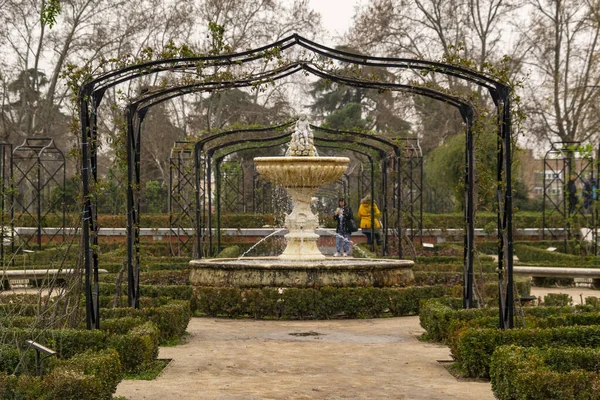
[333,232,354,246]
[238,228,286,259]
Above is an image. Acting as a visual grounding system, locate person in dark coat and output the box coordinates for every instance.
[584,175,597,211]
[333,198,353,256]
[567,175,578,215]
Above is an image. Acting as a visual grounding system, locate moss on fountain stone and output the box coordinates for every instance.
[189,257,414,288]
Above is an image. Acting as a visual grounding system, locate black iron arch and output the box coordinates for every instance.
[79,35,513,330]
[85,34,503,96]
[309,130,394,255]
[212,135,292,254]
[311,126,426,258]
[199,126,396,256]
[208,132,292,255]
[207,132,385,258]
[192,123,296,257]
[118,74,477,323]
[314,136,384,254]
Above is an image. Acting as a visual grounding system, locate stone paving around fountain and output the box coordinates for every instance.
[113,286,600,399]
[115,315,495,400]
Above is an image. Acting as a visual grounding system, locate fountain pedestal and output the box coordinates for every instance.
[254,156,350,260]
[280,187,323,260]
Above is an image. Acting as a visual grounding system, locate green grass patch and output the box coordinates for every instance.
[123,359,170,380]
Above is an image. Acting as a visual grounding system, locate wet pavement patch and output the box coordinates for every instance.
[289,331,322,337]
[261,329,406,344]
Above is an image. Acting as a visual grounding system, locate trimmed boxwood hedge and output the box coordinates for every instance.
[419,298,599,344]
[419,299,495,342]
[2,301,190,346]
[0,349,122,400]
[191,275,531,319]
[0,344,37,375]
[102,300,191,343]
[195,285,499,319]
[412,271,497,286]
[98,270,190,285]
[0,321,158,374]
[97,282,197,311]
[490,345,600,400]
[452,325,600,378]
[514,244,587,263]
[97,295,174,310]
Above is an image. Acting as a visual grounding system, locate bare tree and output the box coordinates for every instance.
[523,0,600,143]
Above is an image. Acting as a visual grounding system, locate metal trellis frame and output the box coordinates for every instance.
[0,143,13,265]
[12,138,66,251]
[542,142,596,253]
[398,138,423,245]
[168,141,196,257]
[219,160,245,214]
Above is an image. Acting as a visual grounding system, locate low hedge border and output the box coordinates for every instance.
[98,270,190,285]
[97,282,197,311]
[1,304,190,346]
[452,325,600,378]
[102,300,191,343]
[515,244,592,263]
[194,282,529,319]
[412,271,499,287]
[419,298,600,343]
[0,321,159,374]
[0,348,122,400]
[490,345,600,400]
[196,285,450,319]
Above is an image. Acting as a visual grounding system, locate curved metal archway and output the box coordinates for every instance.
[79,34,513,330]
[208,130,390,257]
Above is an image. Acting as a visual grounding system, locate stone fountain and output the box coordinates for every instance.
[254,115,348,260]
[189,116,413,288]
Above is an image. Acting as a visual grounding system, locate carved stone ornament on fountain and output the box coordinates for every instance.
[254,116,349,260]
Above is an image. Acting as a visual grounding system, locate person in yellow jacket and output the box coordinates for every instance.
[357,194,382,245]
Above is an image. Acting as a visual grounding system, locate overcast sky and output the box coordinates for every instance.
[308,0,366,44]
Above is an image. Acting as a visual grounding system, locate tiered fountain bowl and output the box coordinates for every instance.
[189,155,414,288]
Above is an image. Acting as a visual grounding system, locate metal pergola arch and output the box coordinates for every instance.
[193,123,296,258]
[313,136,384,254]
[309,128,397,255]
[79,34,513,330]
[200,126,392,256]
[210,133,292,255]
[309,125,427,257]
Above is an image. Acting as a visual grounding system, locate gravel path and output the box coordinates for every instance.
[116,316,494,400]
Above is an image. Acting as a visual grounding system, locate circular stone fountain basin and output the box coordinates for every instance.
[189,257,414,288]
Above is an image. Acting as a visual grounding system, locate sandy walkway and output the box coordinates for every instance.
[116,316,494,400]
